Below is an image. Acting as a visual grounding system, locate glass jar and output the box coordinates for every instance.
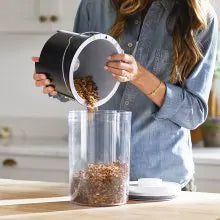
[68,110,132,206]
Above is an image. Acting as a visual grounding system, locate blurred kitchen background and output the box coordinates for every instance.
[0,0,220,193]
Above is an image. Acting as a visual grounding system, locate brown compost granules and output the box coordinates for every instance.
[70,161,129,206]
[74,76,99,112]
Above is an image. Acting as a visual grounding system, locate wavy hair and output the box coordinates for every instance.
[110,0,208,84]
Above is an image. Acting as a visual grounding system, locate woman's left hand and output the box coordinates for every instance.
[104,52,147,83]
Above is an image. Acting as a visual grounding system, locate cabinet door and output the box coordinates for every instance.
[0,0,52,33]
[50,0,81,32]
[194,163,220,193]
[0,154,68,182]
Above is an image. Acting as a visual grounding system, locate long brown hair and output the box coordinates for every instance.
[110,0,208,84]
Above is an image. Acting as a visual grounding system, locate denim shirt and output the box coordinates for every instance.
[57,0,218,186]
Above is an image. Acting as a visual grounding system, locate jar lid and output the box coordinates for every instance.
[129,178,181,201]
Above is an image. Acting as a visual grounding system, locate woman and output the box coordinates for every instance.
[33,0,218,190]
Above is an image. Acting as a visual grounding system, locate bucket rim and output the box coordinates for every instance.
[69,33,122,108]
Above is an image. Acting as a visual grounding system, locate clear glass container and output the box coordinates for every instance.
[68,110,132,206]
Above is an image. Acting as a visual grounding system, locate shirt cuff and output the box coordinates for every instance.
[153,83,183,120]
[49,93,72,103]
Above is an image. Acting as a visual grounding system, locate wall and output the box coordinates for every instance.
[0,33,83,119]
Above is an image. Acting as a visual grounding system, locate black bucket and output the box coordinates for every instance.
[35,30,122,107]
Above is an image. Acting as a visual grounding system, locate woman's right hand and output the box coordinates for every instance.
[32,56,58,96]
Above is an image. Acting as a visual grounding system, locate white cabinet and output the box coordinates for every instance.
[194,164,220,193]
[1,141,220,189]
[50,0,80,32]
[0,154,68,182]
[0,0,80,34]
[193,148,220,193]
[0,140,69,183]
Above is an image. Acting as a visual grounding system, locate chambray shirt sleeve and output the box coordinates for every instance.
[153,12,218,130]
[51,0,90,103]
[73,0,90,33]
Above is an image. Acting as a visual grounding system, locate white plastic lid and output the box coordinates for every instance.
[129,179,181,198]
[138,178,163,187]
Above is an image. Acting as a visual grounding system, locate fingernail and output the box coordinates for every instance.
[104,66,108,70]
[51,92,57,96]
[112,74,116,77]
[107,56,111,60]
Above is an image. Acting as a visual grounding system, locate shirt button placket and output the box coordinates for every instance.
[134,19,139,25]
[125,101,130,106]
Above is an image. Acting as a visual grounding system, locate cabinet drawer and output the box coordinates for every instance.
[0,167,68,182]
[194,164,220,180]
[0,155,68,171]
[195,179,220,193]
